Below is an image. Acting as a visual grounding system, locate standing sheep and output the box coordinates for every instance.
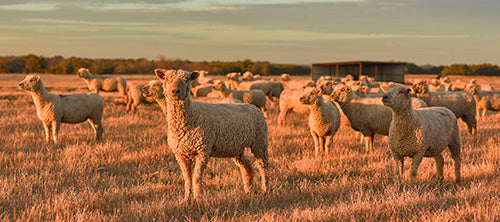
[277,89,310,126]
[330,84,392,152]
[412,81,477,135]
[299,87,341,156]
[76,68,128,103]
[126,83,156,112]
[18,75,104,144]
[155,69,269,200]
[209,80,268,117]
[227,74,284,102]
[464,83,500,120]
[382,84,461,183]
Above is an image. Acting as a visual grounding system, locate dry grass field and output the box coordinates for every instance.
[1,73,499,221]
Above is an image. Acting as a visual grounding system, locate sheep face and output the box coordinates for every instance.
[382,84,412,109]
[411,80,429,94]
[211,80,226,92]
[330,84,351,103]
[18,75,41,92]
[155,69,199,100]
[317,81,334,95]
[299,87,322,105]
[143,80,164,99]
[463,83,478,95]
[76,68,90,78]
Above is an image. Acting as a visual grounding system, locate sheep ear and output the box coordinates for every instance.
[189,71,199,81]
[380,85,388,92]
[405,87,412,95]
[424,80,428,84]
[34,75,40,81]
[362,86,368,93]
[155,69,167,80]
[313,88,322,95]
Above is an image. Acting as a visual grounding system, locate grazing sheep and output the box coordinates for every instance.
[464,83,500,119]
[155,69,269,200]
[227,74,284,102]
[76,68,127,103]
[18,75,104,144]
[209,80,268,117]
[299,87,341,156]
[412,81,477,135]
[278,89,310,126]
[382,84,461,183]
[330,84,392,152]
[126,83,156,112]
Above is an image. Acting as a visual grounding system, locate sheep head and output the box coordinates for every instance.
[211,80,226,92]
[18,75,42,92]
[411,80,429,95]
[463,83,478,95]
[143,80,164,99]
[299,87,322,105]
[317,81,334,95]
[76,68,90,78]
[382,84,412,109]
[330,84,352,103]
[155,69,199,100]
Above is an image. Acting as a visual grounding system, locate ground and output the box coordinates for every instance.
[0,73,499,221]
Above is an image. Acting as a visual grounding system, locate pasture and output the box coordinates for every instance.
[0,73,499,221]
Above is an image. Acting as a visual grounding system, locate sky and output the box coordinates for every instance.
[0,0,499,65]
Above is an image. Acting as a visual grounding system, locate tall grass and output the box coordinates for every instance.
[0,74,499,221]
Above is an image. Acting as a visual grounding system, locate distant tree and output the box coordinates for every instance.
[24,54,44,73]
[441,64,471,75]
[405,63,424,74]
[0,56,25,73]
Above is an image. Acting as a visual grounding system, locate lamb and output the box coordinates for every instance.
[126,83,156,112]
[227,74,284,102]
[330,84,392,152]
[464,83,500,119]
[382,84,461,183]
[142,80,242,116]
[76,68,127,103]
[299,87,341,156]
[278,89,311,126]
[412,81,477,135]
[209,80,268,117]
[155,69,269,200]
[18,75,104,144]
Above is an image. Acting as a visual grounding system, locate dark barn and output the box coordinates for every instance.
[311,61,406,83]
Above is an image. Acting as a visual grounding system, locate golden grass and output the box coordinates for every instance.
[0,74,499,221]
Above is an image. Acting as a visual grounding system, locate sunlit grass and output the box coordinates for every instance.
[0,74,499,221]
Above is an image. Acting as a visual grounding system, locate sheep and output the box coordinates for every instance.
[280,73,291,81]
[464,83,500,120]
[382,84,461,183]
[191,83,213,97]
[126,83,156,112]
[227,74,284,102]
[277,89,311,126]
[282,79,315,90]
[143,80,242,116]
[154,69,269,200]
[299,87,341,156]
[330,84,392,152]
[193,70,214,84]
[209,80,268,117]
[18,75,104,144]
[76,68,127,103]
[412,81,477,135]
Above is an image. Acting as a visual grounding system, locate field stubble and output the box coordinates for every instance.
[0,74,499,221]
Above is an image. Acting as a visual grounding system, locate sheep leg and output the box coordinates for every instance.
[409,151,425,183]
[278,109,291,126]
[51,121,60,144]
[131,99,140,112]
[318,136,325,155]
[392,153,404,183]
[324,135,332,154]
[126,97,133,112]
[449,142,462,183]
[364,135,374,152]
[433,154,444,182]
[232,154,255,193]
[88,119,103,141]
[249,145,269,195]
[261,107,268,118]
[192,155,209,200]
[480,108,487,121]
[311,132,320,157]
[175,155,193,200]
[43,122,51,143]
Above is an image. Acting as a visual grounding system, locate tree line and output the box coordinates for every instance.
[406,63,500,76]
[0,54,310,76]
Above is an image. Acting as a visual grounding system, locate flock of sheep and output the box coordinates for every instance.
[17,68,500,200]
